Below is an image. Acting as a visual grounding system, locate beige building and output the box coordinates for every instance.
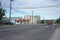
[15,17,29,24]
[24,15,40,24]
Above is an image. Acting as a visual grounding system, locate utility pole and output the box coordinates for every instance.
[32,11,33,24]
[0,1,1,6]
[0,1,1,7]
[43,16,44,24]
[9,0,13,23]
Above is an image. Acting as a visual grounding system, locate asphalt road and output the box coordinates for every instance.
[0,24,58,40]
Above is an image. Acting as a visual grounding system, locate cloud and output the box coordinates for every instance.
[1,0,60,19]
[13,0,60,7]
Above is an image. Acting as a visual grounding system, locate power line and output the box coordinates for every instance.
[3,5,60,14]
[4,6,29,14]
[10,8,26,14]
[3,4,60,15]
[4,5,60,9]
[12,5,60,9]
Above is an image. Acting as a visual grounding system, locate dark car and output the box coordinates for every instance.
[0,20,14,25]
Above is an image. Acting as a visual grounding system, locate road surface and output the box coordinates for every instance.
[0,24,58,40]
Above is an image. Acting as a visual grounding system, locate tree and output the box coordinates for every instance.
[41,20,44,24]
[55,17,60,24]
[0,8,5,20]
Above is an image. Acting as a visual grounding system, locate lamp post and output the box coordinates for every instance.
[9,0,13,23]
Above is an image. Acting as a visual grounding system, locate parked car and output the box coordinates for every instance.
[0,20,14,25]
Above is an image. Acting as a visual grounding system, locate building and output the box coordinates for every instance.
[15,17,29,24]
[24,15,40,24]
[14,15,40,24]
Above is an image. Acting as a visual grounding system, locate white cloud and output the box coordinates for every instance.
[1,0,60,19]
[13,0,60,7]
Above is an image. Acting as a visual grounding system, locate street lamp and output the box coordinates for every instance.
[9,0,13,23]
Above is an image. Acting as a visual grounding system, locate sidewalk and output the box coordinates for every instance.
[49,27,60,40]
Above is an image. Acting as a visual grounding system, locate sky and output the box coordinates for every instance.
[0,0,60,20]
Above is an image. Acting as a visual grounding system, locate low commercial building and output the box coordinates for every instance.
[15,18,29,24]
[24,15,40,24]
